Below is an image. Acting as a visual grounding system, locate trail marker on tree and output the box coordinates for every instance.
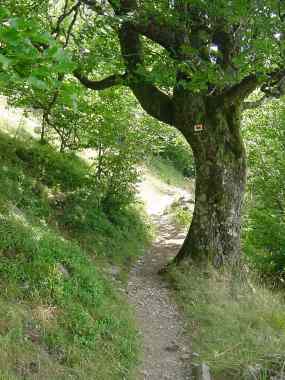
[194,124,204,132]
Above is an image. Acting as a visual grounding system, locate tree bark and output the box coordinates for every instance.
[173,93,247,265]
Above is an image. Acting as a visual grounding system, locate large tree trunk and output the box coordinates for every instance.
[174,95,247,265]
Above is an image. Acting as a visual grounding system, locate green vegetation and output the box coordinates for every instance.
[147,156,190,189]
[145,120,194,188]
[4,0,285,263]
[0,129,151,379]
[168,200,193,228]
[157,134,195,179]
[242,100,285,284]
[2,1,285,379]
[169,264,285,379]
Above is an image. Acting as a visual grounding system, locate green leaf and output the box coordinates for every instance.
[0,53,11,69]
[0,6,10,20]
[27,76,48,90]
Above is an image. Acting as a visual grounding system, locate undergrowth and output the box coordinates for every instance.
[169,264,285,380]
[0,130,151,379]
[147,156,191,189]
[168,201,193,228]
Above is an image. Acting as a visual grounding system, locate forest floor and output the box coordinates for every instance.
[128,169,194,380]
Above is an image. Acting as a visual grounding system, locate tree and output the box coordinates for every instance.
[72,0,285,266]
[2,1,285,266]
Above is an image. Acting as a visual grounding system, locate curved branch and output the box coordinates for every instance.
[53,1,82,37]
[242,94,268,110]
[80,0,175,125]
[74,70,174,124]
[225,74,259,104]
[64,2,81,47]
[132,16,181,57]
[242,77,285,111]
[115,3,175,125]
[131,83,174,125]
[74,70,127,90]
[98,0,181,56]
[226,68,285,104]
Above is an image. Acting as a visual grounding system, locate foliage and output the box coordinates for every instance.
[169,263,285,379]
[0,4,75,94]
[142,118,195,178]
[146,156,189,188]
[2,0,285,129]
[169,200,193,228]
[82,90,151,213]
[159,135,195,178]
[2,0,285,266]
[0,129,152,379]
[243,98,285,283]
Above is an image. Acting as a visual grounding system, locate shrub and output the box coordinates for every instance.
[243,99,285,283]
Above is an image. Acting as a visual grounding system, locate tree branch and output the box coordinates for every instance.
[243,74,285,110]
[226,68,285,104]
[82,0,181,56]
[53,1,82,37]
[64,2,81,47]
[79,0,175,125]
[118,7,175,125]
[242,94,268,110]
[131,82,175,125]
[74,70,127,90]
[132,16,181,57]
[74,70,174,124]
[225,74,259,104]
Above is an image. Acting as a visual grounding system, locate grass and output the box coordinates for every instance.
[0,129,151,379]
[169,263,285,379]
[147,155,192,189]
[168,200,193,229]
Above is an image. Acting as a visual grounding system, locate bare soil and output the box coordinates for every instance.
[128,171,193,380]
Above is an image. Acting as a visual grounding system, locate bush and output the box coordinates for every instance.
[159,134,195,177]
[142,118,195,178]
[243,99,285,283]
[168,200,193,228]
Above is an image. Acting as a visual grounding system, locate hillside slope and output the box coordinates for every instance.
[0,130,151,380]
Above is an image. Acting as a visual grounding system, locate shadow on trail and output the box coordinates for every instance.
[148,214,186,274]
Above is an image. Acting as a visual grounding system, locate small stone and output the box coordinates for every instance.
[181,353,191,360]
[107,265,120,278]
[193,363,212,380]
[141,369,149,377]
[57,263,70,278]
[26,329,41,343]
[165,343,179,352]
[29,361,39,373]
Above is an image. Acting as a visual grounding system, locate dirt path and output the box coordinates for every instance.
[128,171,193,380]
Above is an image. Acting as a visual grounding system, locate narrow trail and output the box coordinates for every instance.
[127,170,193,380]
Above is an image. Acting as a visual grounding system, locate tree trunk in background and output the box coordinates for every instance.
[173,95,247,265]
